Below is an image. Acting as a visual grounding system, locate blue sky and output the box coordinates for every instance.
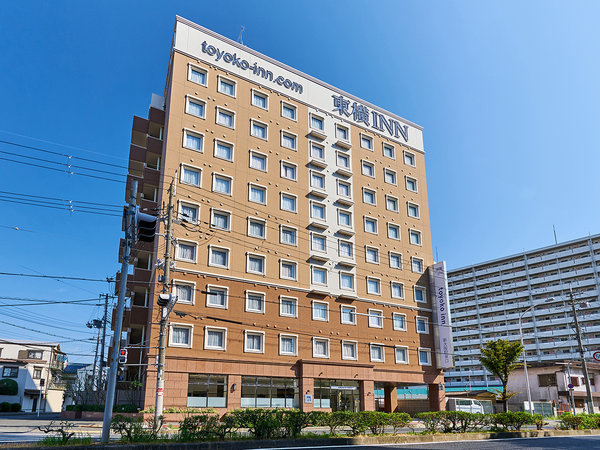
[0,1,598,362]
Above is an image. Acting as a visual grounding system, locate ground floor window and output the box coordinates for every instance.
[187,374,227,408]
[314,379,361,412]
[241,376,298,408]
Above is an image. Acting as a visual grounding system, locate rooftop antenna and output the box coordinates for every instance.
[237,26,245,45]
[553,224,558,245]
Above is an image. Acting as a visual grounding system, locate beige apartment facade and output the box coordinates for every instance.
[118,16,448,414]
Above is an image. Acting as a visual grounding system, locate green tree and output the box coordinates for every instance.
[479,339,523,412]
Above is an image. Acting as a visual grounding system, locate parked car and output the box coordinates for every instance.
[446,397,485,413]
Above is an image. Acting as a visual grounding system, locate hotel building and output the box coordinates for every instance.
[446,234,600,400]
[115,16,447,413]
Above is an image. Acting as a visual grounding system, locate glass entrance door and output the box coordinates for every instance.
[314,379,361,411]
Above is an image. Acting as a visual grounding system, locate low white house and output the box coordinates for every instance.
[0,340,67,412]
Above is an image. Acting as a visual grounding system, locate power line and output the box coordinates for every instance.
[0,319,95,342]
[0,272,113,282]
[0,197,122,217]
[0,190,123,208]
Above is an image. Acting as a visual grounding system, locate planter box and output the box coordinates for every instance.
[61,411,141,421]
[61,410,81,420]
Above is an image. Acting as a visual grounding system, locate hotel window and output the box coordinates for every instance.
[340,272,355,291]
[361,160,375,177]
[250,120,268,140]
[338,210,352,227]
[216,107,235,128]
[418,348,432,366]
[209,246,229,268]
[206,286,228,308]
[2,367,18,378]
[204,327,226,350]
[169,323,193,348]
[311,266,327,285]
[406,176,418,192]
[251,90,268,109]
[279,334,298,356]
[389,252,402,269]
[249,151,267,171]
[409,229,422,246]
[391,282,404,299]
[360,134,373,150]
[367,277,381,295]
[383,143,395,159]
[416,317,429,334]
[247,218,266,239]
[183,129,204,151]
[212,174,232,195]
[369,309,383,328]
[248,184,267,205]
[386,195,399,212]
[313,338,330,358]
[414,286,427,304]
[176,241,197,263]
[214,140,233,161]
[174,282,194,305]
[339,240,353,258]
[179,202,199,224]
[404,151,416,167]
[363,188,376,205]
[281,162,297,181]
[217,76,236,97]
[384,168,397,185]
[335,124,349,141]
[395,346,409,364]
[280,226,297,246]
[245,291,265,313]
[342,341,358,360]
[387,223,401,240]
[370,344,385,362]
[185,97,206,119]
[244,331,264,353]
[337,180,351,198]
[280,296,297,318]
[310,142,325,160]
[246,254,266,275]
[364,217,378,234]
[310,171,325,189]
[365,246,379,264]
[188,64,207,86]
[312,301,329,321]
[341,305,356,325]
[181,165,201,187]
[210,209,230,231]
[408,202,420,218]
[336,152,350,170]
[281,102,297,120]
[280,193,297,213]
[311,233,327,252]
[281,131,297,150]
[310,114,324,131]
[280,260,297,281]
[393,313,407,331]
[310,201,326,220]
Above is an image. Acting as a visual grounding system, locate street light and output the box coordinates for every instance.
[518,298,553,415]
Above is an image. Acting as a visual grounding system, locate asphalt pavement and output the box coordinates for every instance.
[0,413,105,443]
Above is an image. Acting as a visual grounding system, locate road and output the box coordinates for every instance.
[0,413,106,443]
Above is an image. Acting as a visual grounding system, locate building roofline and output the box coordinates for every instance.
[448,233,600,274]
[174,16,424,132]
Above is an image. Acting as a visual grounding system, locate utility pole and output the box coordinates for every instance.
[100,293,109,385]
[101,180,137,444]
[569,286,595,414]
[154,180,174,428]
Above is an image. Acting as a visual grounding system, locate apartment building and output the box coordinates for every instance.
[116,16,448,414]
[446,234,600,399]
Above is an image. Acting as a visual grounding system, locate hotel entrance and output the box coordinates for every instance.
[314,379,361,412]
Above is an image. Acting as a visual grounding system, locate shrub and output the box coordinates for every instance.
[10,403,21,412]
[359,411,391,435]
[0,402,11,412]
[344,412,369,436]
[312,411,347,435]
[110,414,160,442]
[389,412,412,434]
[179,411,231,441]
[38,421,75,445]
[0,378,18,396]
[581,413,600,430]
[415,412,443,433]
[227,409,285,440]
[280,409,311,438]
[559,412,584,430]
[532,413,546,430]
[491,411,536,431]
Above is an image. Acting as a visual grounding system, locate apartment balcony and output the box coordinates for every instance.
[143,166,160,186]
[146,136,163,156]
[148,106,165,125]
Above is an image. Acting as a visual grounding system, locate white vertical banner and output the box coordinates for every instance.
[429,261,454,369]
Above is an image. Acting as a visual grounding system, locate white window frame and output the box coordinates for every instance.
[389,251,403,270]
[341,340,358,361]
[280,259,298,281]
[312,300,329,322]
[392,313,407,331]
[395,345,409,364]
[280,193,297,213]
[387,223,401,240]
[168,322,193,349]
[337,209,353,228]
[335,124,349,142]
[281,101,297,121]
[336,151,351,169]
[310,232,327,253]
[311,265,327,286]
[248,150,268,172]
[204,326,227,351]
[247,217,266,240]
[312,337,330,358]
[368,309,384,328]
[173,279,195,305]
[310,113,324,131]
[390,281,404,299]
[364,216,378,235]
[404,151,416,167]
[210,208,231,232]
[340,305,357,325]
[362,188,376,205]
[246,253,266,276]
[360,133,373,151]
[361,160,375,177]
[279,333,298,356]
[281,131,298,150]
[182,128,205,152]
[279,296,298,318]
[414,286,427,304]
[310,170,326,189]
[386,195,399,213]
[370,343,385,363]
[406,176,418,192]
[245,291,266,314]
[366,277,382,296]
[248,183,267,206]
[187,63,207,87]
[382,143,395,159]
[279,225,298,247]
[205,284,228,309]
[338,240,353,258]
[339,272,355,291]
[185,95,206,119]
[310,200,327,221]
[418,347,432,366]
[409,229,422,246]
[384,168,398,186]
[280,161,298,181]
[208,245,230,269]
[250,119,268,141]
[217,75,236,97]
[411,257,424,273]
[213,138,234,162]
[178,200,200,224]
[336,180,352,198]
[251,88,269,110]
[175,240,197,263]
[365,246,380,265]
[215,106,235,129]
[407,202,420,219]
[310,142,325,160]
[212,173,233,196]
[244,330,265,354]
[180,163,202,187]
[416,316,430,334]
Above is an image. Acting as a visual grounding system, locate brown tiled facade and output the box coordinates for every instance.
[115,17,445,414]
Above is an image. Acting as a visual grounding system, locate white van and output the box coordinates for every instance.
[446,398,485,414]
